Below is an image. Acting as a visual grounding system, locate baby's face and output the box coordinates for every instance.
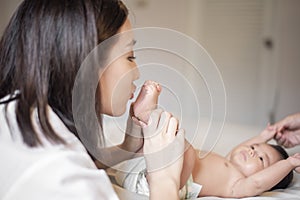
[229,143,282,176]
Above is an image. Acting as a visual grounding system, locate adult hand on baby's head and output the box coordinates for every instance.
[272,113,300,148]
[274,130,300,148]
[132,80,161,126]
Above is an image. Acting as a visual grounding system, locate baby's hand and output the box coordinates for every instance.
[288,153,300,173]
[133,80,161,125]
[260,123,277,141]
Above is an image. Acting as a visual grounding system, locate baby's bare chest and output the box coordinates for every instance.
[192,153,243,191]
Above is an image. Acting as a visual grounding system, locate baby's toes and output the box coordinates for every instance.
[145,81,161,97]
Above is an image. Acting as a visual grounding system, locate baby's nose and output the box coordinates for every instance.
[249,148,256,157]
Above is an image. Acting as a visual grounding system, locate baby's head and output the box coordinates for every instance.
[269,144,293,190]
[229,143,293,189]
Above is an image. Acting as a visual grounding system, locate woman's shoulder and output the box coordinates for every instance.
[0,95,86,152]
[0,141,119,200]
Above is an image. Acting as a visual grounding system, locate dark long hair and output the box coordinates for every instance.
[270,145,294,190]
[0,0,128,147]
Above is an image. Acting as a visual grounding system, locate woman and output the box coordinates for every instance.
[0,0,184,199]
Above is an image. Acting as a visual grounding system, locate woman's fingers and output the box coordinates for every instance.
[143,109,185,173]
[157,111,172,136]
[166,117,178,138]
[143,108,163,137]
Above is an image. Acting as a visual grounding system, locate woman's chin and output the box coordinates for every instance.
[110,107,127,117]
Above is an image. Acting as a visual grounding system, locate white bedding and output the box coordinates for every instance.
[104,117,300,200]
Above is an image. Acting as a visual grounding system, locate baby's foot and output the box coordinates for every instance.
[133,80,161,124]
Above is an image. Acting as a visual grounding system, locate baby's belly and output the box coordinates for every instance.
[192,153,238,196]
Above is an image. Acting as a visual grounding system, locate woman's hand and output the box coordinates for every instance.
[143,109,185,200]
[121,80,161,154]
[120,104,144,154]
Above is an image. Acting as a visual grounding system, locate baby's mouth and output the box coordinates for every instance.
[240,151,247,161]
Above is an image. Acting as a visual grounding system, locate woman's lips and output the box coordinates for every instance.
[130,85,136,100]
[130,93,134,99]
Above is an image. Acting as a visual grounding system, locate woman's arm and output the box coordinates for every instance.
[94,114,143,169]
[143,109,185,200]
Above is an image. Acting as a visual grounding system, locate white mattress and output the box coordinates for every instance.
[104,117,300,200]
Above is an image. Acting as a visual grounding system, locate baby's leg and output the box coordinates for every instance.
[133,80,161,124]
[180,141,197,188]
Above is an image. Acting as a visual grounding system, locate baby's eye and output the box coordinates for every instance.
[127,56,136,62]
[259,157,263,162]
[250,146,255,150]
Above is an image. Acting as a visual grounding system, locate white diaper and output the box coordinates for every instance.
[179,175,202,199]
[115,157,202,199]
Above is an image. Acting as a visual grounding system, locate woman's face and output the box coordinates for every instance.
[100,19,139,116]
[229,143,282,176]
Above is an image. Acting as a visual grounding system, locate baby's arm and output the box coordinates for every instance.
[230,153,300,198]
[226,125,276,158]
[238,125,276,147]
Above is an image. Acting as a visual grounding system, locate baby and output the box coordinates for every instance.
[117,80,300,199]
[180,127,300,198]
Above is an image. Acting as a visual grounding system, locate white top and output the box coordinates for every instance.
[0,96,119,200]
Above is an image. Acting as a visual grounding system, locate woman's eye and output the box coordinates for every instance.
[259,157,263,162]
[127,56,136,62]
[251,146,254,150]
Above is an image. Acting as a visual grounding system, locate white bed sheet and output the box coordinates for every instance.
[111,173,300,200]
[104,118,300,200]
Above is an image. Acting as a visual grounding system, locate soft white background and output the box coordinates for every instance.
[1,0,299,130]
[121,0,300,129]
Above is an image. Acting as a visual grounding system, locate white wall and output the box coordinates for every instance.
[257,0,300,126]
[1,0,299,127]
[0,0,22,36]
[124,0,300,127]
[193,0,265,126]
[124,0,189,32]
[273,0,300,122]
